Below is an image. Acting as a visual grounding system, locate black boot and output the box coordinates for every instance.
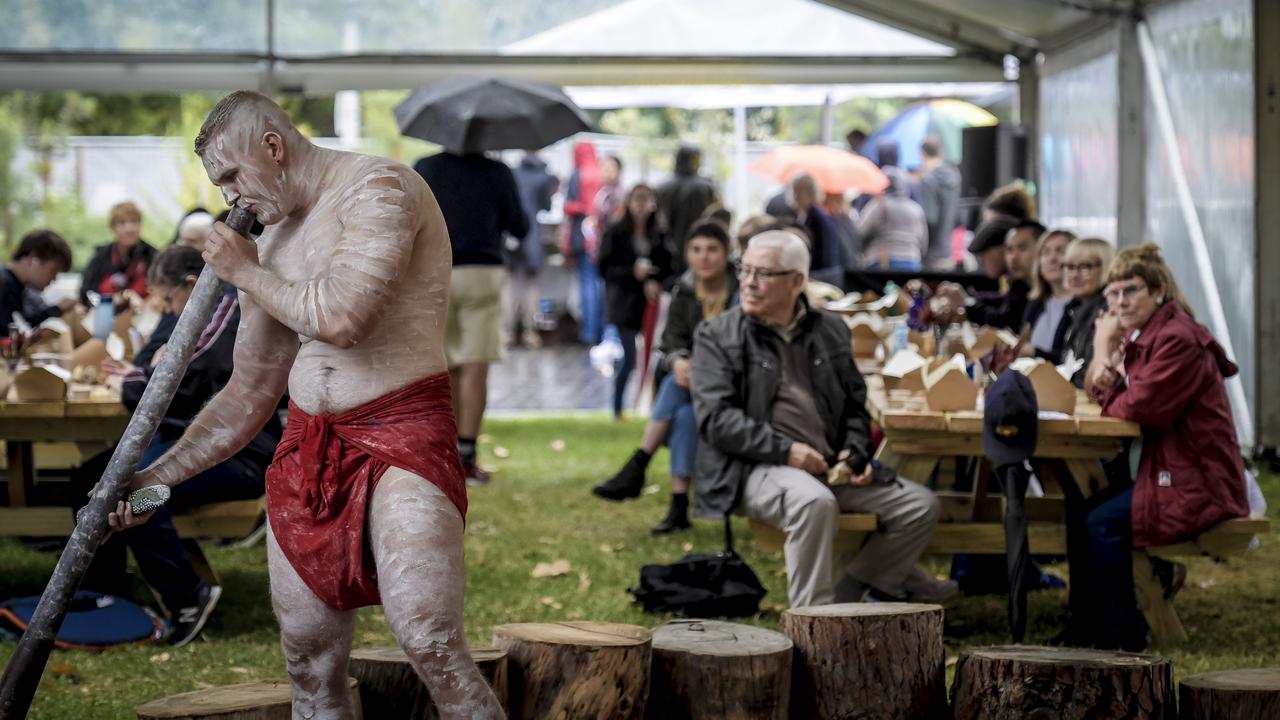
[651,493,691,535]
[593,450,651,501]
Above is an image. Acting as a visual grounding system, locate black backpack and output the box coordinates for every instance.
[629,518,767,618]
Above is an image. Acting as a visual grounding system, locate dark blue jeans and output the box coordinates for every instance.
[1085,485,1148,649]
[613,326,638,417]
[574,251,604,344]
[80,436,265,614]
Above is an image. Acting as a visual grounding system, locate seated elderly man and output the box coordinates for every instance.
[691,230,951,607]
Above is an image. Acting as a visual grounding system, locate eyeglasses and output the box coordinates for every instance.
[1063,261,1101,273]
[737,266,796,283]
[1103,281,1148,303]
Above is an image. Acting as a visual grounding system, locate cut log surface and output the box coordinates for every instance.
[493,621,651,720]
[951,646,1175,720]
[781,602,945,720]
[136,678,359,720]
[647,619,792,720]
[348,646,507,720]
[1179,668,1280,720]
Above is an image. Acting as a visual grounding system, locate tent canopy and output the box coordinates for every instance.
[0,0,1147,92]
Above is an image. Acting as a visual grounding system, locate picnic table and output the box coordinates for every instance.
[0,393,130,536]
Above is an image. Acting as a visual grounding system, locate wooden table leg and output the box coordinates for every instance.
[1063,459,1104,500]
[6,440,33,507]
[1133,550,1188,645]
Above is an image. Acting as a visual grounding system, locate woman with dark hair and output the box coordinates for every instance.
[597,184,673,418]
[1082,243,1249,650]
[594,221,736,533]
[80,245,282,647]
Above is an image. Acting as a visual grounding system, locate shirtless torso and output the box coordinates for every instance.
[252,152,450,415]
[108,92,503,720]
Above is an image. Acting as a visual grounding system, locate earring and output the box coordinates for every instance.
[1155,296,1164,306]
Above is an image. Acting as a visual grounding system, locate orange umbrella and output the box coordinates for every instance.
[750,144,890,196]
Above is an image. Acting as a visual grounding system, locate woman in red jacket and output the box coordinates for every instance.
[1084,243,1248,650]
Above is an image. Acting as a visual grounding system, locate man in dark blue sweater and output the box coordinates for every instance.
[1,229,75,330]
[413,151,528,485]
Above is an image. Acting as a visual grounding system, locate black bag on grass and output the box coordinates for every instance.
[629,518,766,617]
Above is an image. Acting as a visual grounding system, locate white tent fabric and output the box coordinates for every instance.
[504,0,954,56]
[564,82,1009,109]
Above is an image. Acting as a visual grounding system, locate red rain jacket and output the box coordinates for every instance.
[1101,302,1248,547]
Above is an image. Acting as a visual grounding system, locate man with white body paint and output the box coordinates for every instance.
[107,91,504,719]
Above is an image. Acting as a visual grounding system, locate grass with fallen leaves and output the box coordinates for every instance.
[2,414,1278,718]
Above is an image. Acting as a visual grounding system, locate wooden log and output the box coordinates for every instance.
[647,619,792,720]
[781,602,945,719]
[493,621,650,720]
[951,646,1175,719]
[348,645,507,719]
[1179,668,1280,720]
[136,678,359,719]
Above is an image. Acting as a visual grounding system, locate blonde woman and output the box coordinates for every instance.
[1059,237,1114,386]
[1020,228,1077,362]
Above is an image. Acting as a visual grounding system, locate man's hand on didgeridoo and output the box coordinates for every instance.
[93,471,162,539]
[204,221,260,285]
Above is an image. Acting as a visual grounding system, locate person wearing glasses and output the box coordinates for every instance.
[690,230,950,608]
[1083,243,1249,650]
[1058,237,1114,387]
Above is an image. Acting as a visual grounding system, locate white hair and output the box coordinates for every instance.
[747,229,810,281]
[178,212,214,235]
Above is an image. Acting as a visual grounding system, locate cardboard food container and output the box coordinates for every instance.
[824,290,883,315]
[923,354,978,412]
[881,350,927,391]
[845,313,886,359]
[1012,357,1078,414]
[964,325,1020,361]
[65,338,109,374]
[10,365,68,402]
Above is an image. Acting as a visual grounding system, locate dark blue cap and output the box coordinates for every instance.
[983,370,1039,467]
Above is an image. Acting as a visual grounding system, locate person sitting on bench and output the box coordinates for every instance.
[76,245,282,647]
[1085,242,1249,651]
[690,229,953,608]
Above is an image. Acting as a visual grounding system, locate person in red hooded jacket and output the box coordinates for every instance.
[564,141,604,344]
[1084,242,1248,650]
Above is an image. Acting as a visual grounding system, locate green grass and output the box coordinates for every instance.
[3,415,1279,718]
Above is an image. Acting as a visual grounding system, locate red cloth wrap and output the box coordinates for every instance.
[266,372,467,610]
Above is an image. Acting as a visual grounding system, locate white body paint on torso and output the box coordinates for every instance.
[251,150,451,414]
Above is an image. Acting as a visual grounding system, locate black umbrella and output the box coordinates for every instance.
[394,77,591,153]
[984,370,1040,643]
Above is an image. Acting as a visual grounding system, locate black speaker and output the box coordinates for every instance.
[960,124,1027,199]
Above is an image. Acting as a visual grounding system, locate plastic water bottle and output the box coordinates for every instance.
[893,321,909,355]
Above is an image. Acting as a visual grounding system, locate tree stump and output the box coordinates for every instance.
[348,646,507,719]
[492,621,651,720]
[137,678,359,719]
[1179,668,1280,719]
[781,602,945,719]
[647,619,792,720]
[951,646,1175,720]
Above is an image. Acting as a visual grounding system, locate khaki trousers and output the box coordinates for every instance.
[738,464,940,608]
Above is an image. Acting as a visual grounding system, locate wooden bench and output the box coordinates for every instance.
[172,497,265,541]
[748,514,1271,644]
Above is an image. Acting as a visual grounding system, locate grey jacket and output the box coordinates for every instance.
[690,300,874,519]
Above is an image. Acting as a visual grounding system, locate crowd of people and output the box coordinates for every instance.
[6,113,1255,661]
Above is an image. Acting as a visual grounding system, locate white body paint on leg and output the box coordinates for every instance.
[370,469,504,719]
[267,527,359,720]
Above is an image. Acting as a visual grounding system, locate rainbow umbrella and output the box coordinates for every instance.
[863,98,997,169]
